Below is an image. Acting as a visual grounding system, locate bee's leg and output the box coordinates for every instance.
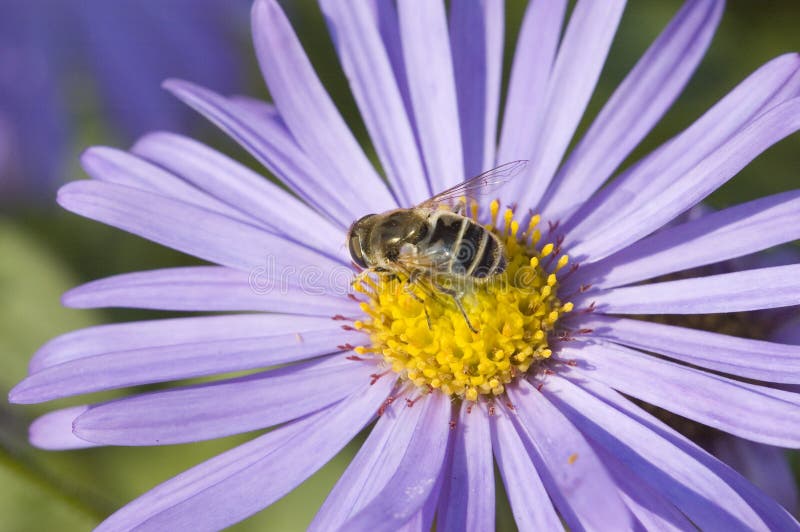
[404,271,432,330]
[431,279,478,333]
[452,296,477,333]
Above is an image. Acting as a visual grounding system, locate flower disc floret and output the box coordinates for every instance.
[355,201,573,401]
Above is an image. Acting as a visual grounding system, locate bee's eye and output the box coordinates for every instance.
[348,233,367,268]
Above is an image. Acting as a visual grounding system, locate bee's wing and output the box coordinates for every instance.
[396,244,453,274]
[417,160,527,210]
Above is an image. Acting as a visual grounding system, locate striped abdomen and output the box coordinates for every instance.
[424,211,506,279]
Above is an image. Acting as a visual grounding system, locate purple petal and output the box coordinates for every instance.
[489,405,562,530]
[449,0,504,177]
[581,315,800,383]
[318,0,429,206]
[583,190,800,288]
[772,314,800,345]
[544,375,779,529]
[713,436,799,515]
[343,392,452,531]
[397,0,463,192]
[553,375,799,530]
[311,393,432,530]
[542,0,723,220]
[251,0,396,212]
[94,376,394,531]
[27,314,345,373]
[597,446,695,531]
[568,90,800,263]
[57,181,345,290]
[11,328,358,404]
[73,355,375,446]
[62,266,356,315]
[496,0,566,169]
[369,1,414,124]
[588,263,800,314]
[29,406,99,450]
[436,401,494,531]
[510,0,626,210]
[507,380,635,530]
[162,80,357,226]
[562,342,800,446]
[81,147,249,223]
[131,131,347,261]
[564,53,800,246]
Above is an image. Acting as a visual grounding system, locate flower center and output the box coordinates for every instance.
[353,201,573,401]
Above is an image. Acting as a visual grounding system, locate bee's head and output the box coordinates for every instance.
[347,214,376,269]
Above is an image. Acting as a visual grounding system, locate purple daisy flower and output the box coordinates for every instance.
[10,0,800,529]
[0,0,248,203]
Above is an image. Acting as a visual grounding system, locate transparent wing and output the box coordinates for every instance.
[396,244,453,274]
[418,160,527,209]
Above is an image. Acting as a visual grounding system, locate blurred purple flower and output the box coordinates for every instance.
[0,0,249,203]
[10,0,800,530]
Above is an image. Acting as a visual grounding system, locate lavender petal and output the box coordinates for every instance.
[449,0,504,177]
[62,266,356,315]
[562,341,800,446]
[436,402,494,531]
[11,329,357,404]
[131,131,347,261]
[251,0,396,212]
[343,392,451,531]
[310,393,428,531]
[318,0,429,205]
[163,80,357,226]
[81,146,249,223]
[27,314,346,373]
[73,355,374,446]
[511,0,626,211]
[507,380,635,530]
[713,436,799,515]
[565,53,800,246]
[57,181,345,289]
[29,406,99,450]
[582,190,800,288]
[553,376,799,530]
[581,315,800,383]
[596,444,696,531]
[589,263,800,314]
[397,0,463,192]
[496,0,566,171]
[546,375,778,529]
[489,405,562,530]
[94,377,394,532]
[568,82,800,261]
[542,0,723,221]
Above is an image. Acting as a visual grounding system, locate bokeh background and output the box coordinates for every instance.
[1,1,799,530]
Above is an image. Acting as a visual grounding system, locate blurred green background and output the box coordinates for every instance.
[1,1,799,530]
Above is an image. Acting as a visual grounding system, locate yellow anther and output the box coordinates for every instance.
[490,200,500,226]
[541,243,555,257]
[555,254,570,271]
[530,257,539,268]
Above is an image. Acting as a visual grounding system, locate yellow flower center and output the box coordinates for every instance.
[353,200,573,401]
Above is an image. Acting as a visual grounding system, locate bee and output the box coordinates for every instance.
[347,160,527,332]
